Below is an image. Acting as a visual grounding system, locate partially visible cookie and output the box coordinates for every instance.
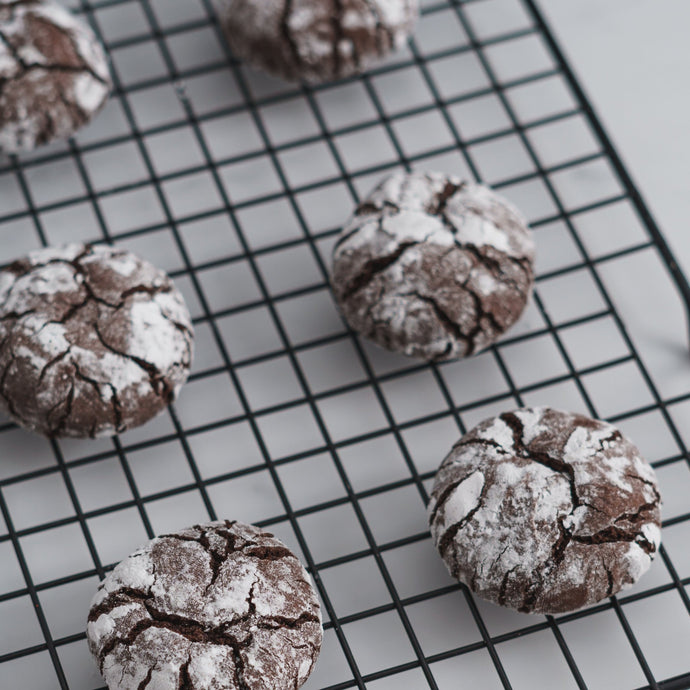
[217,0,419,84]
[0,244,193,438]
[0,0,111,152]
[87,520,323,690]
[428,407,662,615]
[331,171,535,361]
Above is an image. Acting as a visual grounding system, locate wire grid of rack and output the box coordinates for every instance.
[1,0,690,688]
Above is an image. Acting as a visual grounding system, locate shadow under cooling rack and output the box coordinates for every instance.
[0,0,689,689]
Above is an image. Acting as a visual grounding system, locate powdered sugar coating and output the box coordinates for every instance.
[331,171,535,360]
[428,407,661,614]
[87,521,323,690]
[0,243,193,438]
[216,0,419,84]
[0,0,111,152]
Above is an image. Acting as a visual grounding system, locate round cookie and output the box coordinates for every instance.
[428,407,662,615]
[331,171,535,361]
[0,243,193,438]
[87,520,323,690]
[0,0,111,153]
[217,0,419,84]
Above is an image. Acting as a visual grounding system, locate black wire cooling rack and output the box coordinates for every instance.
[1,0,690,688]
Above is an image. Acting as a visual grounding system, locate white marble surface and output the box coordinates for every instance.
[535,0,690,275]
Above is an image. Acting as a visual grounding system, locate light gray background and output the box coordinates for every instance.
[537,0,690,275]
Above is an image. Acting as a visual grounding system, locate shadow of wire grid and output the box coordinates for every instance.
[1,0,690,688]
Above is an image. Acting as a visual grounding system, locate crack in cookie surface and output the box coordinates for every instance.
[428,407,662,614]
[0,244,193,438]
[0,0,111,151]
[218,0,419,84]
[87,521,322,690]
[332,171,535,361]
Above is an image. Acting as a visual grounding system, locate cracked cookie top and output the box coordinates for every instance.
[0,0,111,152]
[0,243,193,438]
[331,171,535,361]
[87,521,323,690]
[428,407,662,615]
[216,0,419,83]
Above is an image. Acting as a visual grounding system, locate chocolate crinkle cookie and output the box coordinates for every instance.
[428,407,662,615]
[0,243,193,438]
[216,0,419,83]
[87,521,323,690]
[331,171,535,361]
[0,0,111,153]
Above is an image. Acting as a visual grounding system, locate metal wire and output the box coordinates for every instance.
[0,0,689,688]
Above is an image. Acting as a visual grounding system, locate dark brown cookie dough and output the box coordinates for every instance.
[0,243,193,438]
[331,171,535,361]
[0,0,111,153]
[428,407,662,615]
[87,520,323,690]
[216,0,419,84]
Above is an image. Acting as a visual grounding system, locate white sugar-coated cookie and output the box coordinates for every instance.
[429,408,662,614]
[0,0,111,152]
[216,0,419,83]
[0,244,193,438]
[331,171,535,361]
[87,521,323,690]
